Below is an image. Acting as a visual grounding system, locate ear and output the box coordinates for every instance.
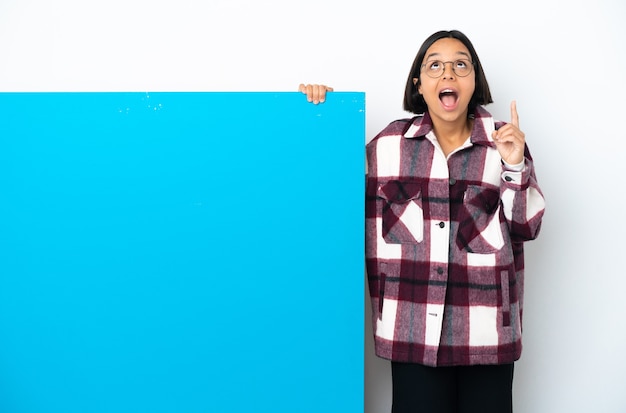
[413,77,422,94]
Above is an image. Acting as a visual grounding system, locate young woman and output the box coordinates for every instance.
[301,30,545,413]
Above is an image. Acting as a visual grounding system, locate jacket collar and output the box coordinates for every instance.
[403,105,497,148]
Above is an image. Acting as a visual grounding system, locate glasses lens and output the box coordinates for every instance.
[454,60,472,77]
[423,61,443,78]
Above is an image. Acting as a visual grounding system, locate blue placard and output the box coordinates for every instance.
[0,92,365,413]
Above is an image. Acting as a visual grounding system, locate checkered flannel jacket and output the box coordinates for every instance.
[365,106,545,367]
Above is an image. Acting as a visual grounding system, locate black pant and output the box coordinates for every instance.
[391,362,514,413]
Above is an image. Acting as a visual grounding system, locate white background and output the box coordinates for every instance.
[1,0,625,411]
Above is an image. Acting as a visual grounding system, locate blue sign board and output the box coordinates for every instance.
[0,92,365,413]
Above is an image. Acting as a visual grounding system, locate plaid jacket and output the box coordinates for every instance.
[365,106,545,367]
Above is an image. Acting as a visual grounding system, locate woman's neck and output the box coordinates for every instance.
[431,117,474,157]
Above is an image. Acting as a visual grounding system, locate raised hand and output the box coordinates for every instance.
[298,84,334,104]
[492,101,526,165]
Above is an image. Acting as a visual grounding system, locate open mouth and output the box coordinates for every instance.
[439,89,458,109]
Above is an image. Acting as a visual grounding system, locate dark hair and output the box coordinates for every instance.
[403,30,493,115]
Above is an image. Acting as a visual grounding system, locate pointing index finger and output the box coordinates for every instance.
[510,100,519,127]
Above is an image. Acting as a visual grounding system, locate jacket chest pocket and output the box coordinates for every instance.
[456,185,504,253]
[377,181,424,244]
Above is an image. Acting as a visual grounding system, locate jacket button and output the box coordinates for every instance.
[438,222,445,228]
[449,178,456,185]
[437,267,444,275]
[505,176,514,182]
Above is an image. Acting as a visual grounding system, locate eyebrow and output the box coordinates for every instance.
[425,51,472,61]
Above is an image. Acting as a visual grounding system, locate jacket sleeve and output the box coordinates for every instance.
[499,145,545,242]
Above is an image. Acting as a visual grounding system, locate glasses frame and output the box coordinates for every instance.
[420,59,475,78]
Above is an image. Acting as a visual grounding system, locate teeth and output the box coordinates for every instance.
[441,89,454,94]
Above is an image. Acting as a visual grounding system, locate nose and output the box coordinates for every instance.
[442,62,455,79]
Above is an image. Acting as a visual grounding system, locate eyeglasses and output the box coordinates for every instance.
[420,59,474,78]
